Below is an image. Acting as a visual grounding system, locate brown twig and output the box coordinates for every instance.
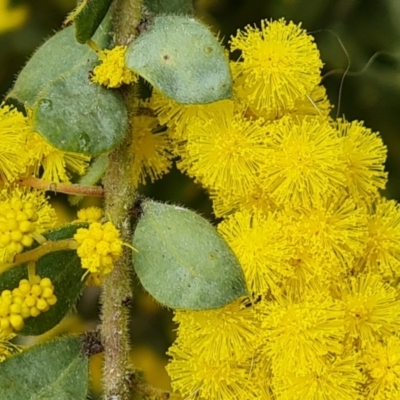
[18,177,104,197]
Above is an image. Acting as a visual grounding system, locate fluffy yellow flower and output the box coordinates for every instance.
[0,103,30,183]
[288,85,333,118]
[232,60,332,121]
[172,299,260,362]
[0,187,57,263]
[230,18,323,113]
[332,274,400,348]
[260,116,345,208]
[179,101,269,195]
[0,331,20,362]
[362,335,400,399]
[282,195,368,274]
[361,198,400,279]
[273,352,365,400]
[210,182,277,218]
[167,345,257,400]
[167,299,262,399]
[260,292,345,375]
[150,90,228,141]
[91,46,137,88]
[131,114,173,188]
[337,119,387,204]
[27,131,90,183]
[218,210,294,296]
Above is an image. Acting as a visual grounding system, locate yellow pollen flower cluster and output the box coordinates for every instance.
[0,275,57,334]
[0,103,30,183]
[91,46,138,88]
[84,272,104,287]
[0,188,57,263]
[0,200,37,259]
[230,18,323,114]
[130,112,173,188]
[27,131,91,183]
[74,221,123,277]
[75,210,108,287]
[362,335,400,399]
[154,18,400,400]
[0,103,91,184]
[77,207,104,223]
[0,331,20,362]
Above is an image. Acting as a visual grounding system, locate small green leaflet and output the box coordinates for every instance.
[132,200,247,310]
[0,336,89,400]
[125,15,233,104]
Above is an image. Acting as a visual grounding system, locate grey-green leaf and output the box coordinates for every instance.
[0,336,89,400]
[73,0,114,44]
[8,25,127,156]
[132,200,247,310]
[0,224,87,336]
[9,24,109,107]
[125,15,232,104]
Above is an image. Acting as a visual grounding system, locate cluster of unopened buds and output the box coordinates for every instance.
[0,199,38,262]
[74,220,124,281]
[0,275,57,333]
[0,202,124,337]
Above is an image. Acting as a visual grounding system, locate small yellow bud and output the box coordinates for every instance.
[12,295,23,305]
[30,212,39,222]
[21,235,34,247]
[24,294,36,308]
[5,210,16,220]
[9,314,24,330]
[0,318,10,330]
[9,303,21,314]
[42,287,54,299]
[19,281,31,295]
[40,278,52,288]
[36,298,49,311]
[19,220,32,233]
[6,219,18,231]
[30,307,40,318]
[0,234,10,246]
[0,303,9,316]
[31,284,42,297]
[21,306,31,319]
[16,210,28,221]
[1,290,12,302]
[47,295,57,306]
[10,231,22,242]
[24,208,34,219]
[11,199,23,211]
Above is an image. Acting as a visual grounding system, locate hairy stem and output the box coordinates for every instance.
[100,1,142,399]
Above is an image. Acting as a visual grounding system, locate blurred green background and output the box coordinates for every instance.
[2,0,400,397]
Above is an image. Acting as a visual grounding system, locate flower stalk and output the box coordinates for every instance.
[18,177,104,197]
